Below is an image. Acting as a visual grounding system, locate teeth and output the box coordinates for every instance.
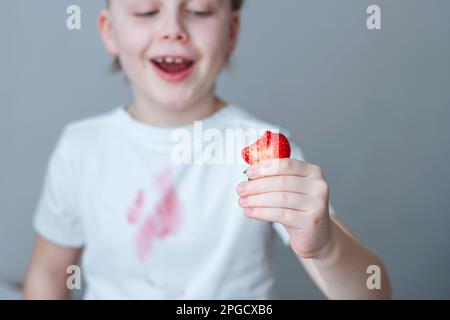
[154,57,191,64]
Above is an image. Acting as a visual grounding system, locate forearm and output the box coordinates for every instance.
[299,220,391,299]
[23,236,81,300]
[23,267,70,299]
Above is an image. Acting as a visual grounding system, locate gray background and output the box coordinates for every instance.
[1,0,449,299]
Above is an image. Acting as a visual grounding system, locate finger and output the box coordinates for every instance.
[237,175,316,196]
[238,192,316,211]
[244,207,310,228]
[246,158,323,180]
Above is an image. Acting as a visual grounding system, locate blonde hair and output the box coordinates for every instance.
[108,0,245,73]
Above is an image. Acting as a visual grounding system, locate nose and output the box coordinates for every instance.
[158,15,189,43]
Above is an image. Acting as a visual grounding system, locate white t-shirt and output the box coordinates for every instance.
[33,104,334,299]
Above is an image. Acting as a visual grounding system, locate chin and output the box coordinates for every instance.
[154,94,196,112]
[152,87,199,107]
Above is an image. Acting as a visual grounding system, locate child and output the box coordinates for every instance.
[24,0,391,299]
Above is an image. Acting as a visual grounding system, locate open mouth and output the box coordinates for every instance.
[151,56,195,74]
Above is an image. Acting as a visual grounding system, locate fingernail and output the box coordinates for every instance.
[237,184,245,194]
[239,197,247,206]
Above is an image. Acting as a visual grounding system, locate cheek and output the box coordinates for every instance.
[193,24,230,64]
[115,24,151,59]
[115,28,152,81]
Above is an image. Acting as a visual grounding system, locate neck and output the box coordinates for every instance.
[127,93,227,128]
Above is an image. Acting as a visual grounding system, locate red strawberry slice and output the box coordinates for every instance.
[241,131,291,165]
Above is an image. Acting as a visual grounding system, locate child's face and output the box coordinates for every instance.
[99,0,240,110]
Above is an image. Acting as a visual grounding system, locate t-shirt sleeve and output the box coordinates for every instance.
[32,127,84,248]
[272,139,337,247]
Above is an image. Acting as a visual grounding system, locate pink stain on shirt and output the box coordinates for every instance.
[153,185,181,237]
[154,168,171,190]
[135,169,181,262]
[126,189,145,224]
[135,215,159,261]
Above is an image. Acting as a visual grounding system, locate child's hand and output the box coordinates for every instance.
[237,159,332,259]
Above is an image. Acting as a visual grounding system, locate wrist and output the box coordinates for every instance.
[311,218,341,264]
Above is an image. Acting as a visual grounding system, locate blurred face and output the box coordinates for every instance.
[99,0,240,111]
